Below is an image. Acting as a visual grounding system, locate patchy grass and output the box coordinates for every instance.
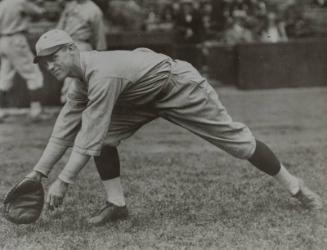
[0,87,326,250]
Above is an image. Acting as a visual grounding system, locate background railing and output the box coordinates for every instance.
[7,31,327,107]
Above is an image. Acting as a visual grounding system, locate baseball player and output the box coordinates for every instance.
[56,0,107,103]
[0,0,46,122]
[26,29,322,226]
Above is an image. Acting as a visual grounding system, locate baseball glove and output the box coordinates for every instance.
[3,178,44,224]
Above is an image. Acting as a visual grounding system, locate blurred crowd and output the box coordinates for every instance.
[27,0,327,47]
[0,0,326,116]
[103,0,327,45]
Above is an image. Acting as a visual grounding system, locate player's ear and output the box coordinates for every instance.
[65,43,76,52]
[70,44,78,50]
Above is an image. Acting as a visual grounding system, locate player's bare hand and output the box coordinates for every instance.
[45,179,69,210]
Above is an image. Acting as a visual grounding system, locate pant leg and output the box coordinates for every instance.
[0,37,16,91]
[4,34,43,90]
[156,60,256,159]
[104,105,159,147]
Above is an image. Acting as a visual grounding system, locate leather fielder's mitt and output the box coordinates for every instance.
[3,178,44,224]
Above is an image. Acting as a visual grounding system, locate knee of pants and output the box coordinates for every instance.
[103,137,122,147]
[224,137,257,160]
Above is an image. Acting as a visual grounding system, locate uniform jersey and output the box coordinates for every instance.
[56,0,106,50]
[0,0,43,35]
[0,0,44,91]
[51,49,171,155]
[49,49,255,161]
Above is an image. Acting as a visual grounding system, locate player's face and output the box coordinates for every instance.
[40,47,74,81]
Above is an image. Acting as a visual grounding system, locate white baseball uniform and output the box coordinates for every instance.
[49,48,255,159]
[56,0,107,103]
[0,0,43,92]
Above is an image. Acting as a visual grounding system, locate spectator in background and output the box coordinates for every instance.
[174,0,205,44]
[211,0,227,32]
[260,11,288,43]
[171,2,181,21]
[246,0,268,40]
[223,10,254,46]
[229,0,249,16]
[247,0,267,19]
[106,0,144,32]
[224,0,249,23]
[283,2,311,39]
[144,3,159,32]
[201,0,216,40]
[158,4,175,31]
[0,0,47,122]
[56,0,107,103]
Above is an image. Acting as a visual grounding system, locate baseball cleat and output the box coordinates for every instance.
[292,179,323,210]
[87,202,128,226]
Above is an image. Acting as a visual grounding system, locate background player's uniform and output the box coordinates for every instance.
[40,48,255,177]
[0,0,43,93]
[57,0,107,103]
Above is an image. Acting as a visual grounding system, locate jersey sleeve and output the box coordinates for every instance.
[72,77,124,156]
[49,83,87,147]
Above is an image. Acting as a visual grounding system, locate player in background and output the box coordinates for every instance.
[56,0,107,103]
[27,29,322,226]
[0,0,46,122]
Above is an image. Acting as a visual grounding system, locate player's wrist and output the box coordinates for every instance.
[35,170,47,178]
[58,175,73,185]
[25,170,44,182]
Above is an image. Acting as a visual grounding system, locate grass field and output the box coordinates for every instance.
[0,86,326,250]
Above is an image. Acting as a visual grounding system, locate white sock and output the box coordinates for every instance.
[102,177,126,207]
[30,101,42,117]
[0,108,8,118]
[274,164,300,195]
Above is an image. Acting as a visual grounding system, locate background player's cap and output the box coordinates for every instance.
[33,29,74,63]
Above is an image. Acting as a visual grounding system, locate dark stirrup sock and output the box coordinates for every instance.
[94,145,120,180]
[248,140,281,176]
[0,90,8,108]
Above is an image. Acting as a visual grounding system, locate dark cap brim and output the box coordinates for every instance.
[33,56,42,64]
[33,44,68,64]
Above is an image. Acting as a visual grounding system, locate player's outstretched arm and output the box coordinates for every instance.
[31,141,69,177]
[58,151,91,184]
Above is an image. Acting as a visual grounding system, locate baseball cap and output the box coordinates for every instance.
[33,29,74,63]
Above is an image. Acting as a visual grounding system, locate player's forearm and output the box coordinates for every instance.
[33,142,68,177]
[58,151,90,184]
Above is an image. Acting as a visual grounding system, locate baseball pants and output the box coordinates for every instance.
[0,33,43,91]
[104,59,256,160]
